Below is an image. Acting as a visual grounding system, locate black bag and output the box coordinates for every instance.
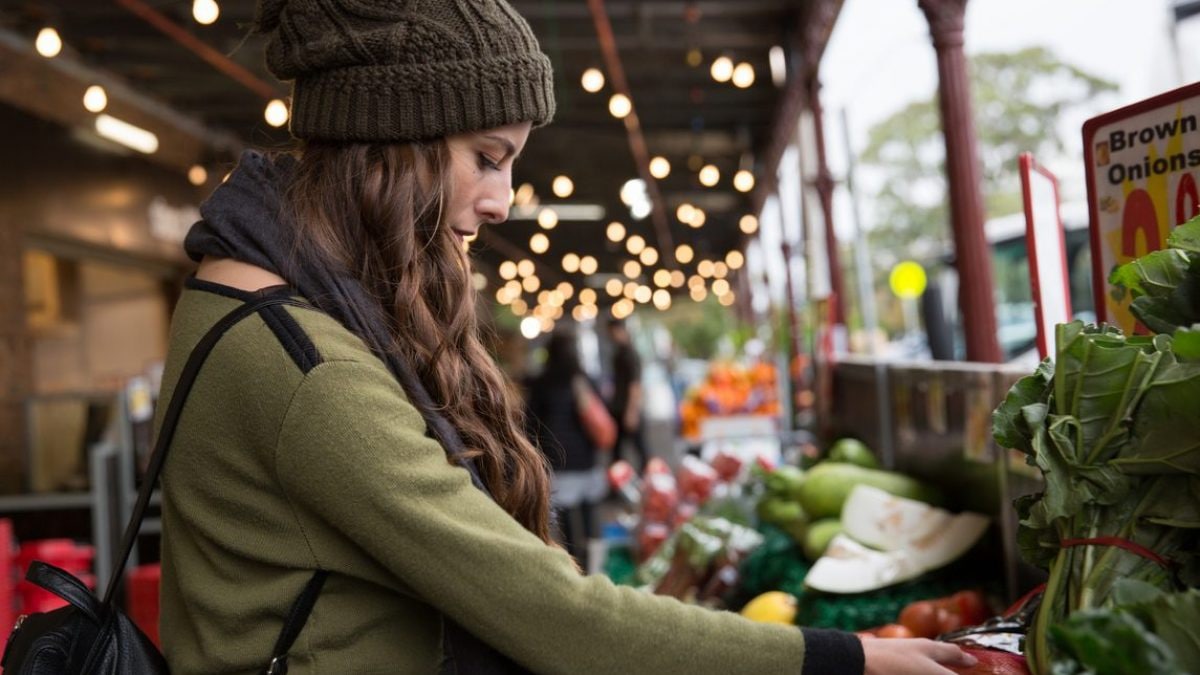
[2,296,327,675]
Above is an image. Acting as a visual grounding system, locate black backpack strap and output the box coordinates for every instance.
[263,570,330,675]
[100,294,313,608]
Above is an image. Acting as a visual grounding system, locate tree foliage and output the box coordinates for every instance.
[859,46,1117,263]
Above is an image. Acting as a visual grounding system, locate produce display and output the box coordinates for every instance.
[678,360,781,440]
[992,216,1200,674]
[607,436,1001,638]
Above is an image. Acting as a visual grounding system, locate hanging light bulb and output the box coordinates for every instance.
[712,279,731,296]
[579,255,598,275]
[552,175,574,198]
[537,207,559,230]
[605,278,624,297]
[634,285,653,304]
[690,285,708,302]
[606,221,626,242]
[653,289,672,310]
[654,269,672,288]
[675,244,694,264]
[608,93,632,119]
[264,98,289,127]
[649,156,671,179]
[35,28,62,58]
[187,164,208,186]
[639,247,659,266]
[581,68,605,93]
[699,164,720,187]
[517,259,536,278]
[562,253,580,273]
[625,235,646,255]
[499,261,518,280]
[710,56,733,83]
[670,270,686,287]
[719,291,736,306]
[739,214,759,234]
[579,288,598,305]
[192,0,220,25]
[726,250,745,270]
[676,203,695,224]
[733,169,755,192]
[688,208,706,228]
[732,62,755,88]
[82,85,107,113]
[530,232,550,254]
[514,183,535,206]
[623,260,642,279]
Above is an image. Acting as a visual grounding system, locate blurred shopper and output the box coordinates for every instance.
[156,0,975,673]
[526,330,607,570]
[607,317,648,471]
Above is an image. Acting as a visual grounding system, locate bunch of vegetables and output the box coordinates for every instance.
[993,217,1200,674]
[636,515,764,607]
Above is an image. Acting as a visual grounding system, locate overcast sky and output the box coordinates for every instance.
[819,0,1200,237]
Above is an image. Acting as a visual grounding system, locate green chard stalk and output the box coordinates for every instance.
[993,216,1200,674]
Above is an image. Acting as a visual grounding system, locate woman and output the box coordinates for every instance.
[156,0,977,672]
[525,329,608,571]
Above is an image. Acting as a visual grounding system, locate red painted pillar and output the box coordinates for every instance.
[808,78,846,327]
[918,0,1002,362]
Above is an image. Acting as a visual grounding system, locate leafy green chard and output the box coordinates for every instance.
[994,216,1200,675]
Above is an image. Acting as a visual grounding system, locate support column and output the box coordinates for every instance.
[807,78,846,327]
[918,0,1002,362]
[0,218,29,493]
[780,242,803,430]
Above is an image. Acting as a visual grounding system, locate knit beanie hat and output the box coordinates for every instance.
[253,0,556,142]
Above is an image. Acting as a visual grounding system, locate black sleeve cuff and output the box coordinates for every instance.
[800,627,866,675]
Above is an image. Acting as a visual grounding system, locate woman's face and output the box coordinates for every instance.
[444,121,532,245]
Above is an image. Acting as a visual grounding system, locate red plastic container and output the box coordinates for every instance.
[15,539,95,615]
[0,519,15,647]
[127,564,161,647]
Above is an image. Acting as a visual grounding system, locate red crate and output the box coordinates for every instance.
[127,564,161,647]
[0,519,14,647]
[15,540,95,615]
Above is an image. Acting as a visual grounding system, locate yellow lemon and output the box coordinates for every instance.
[739,591,798,625]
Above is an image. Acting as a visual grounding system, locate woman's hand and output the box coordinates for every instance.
[861,637,978,675]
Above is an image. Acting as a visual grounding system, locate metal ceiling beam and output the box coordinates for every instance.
[587,0,677,264]
[0,27,241,172]
[115,0,281,101]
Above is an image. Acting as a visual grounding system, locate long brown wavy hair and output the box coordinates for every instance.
[283,140,553,544]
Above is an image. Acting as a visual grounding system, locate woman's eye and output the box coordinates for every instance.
[478,153,501,170]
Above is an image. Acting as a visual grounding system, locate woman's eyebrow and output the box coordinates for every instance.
[481,134,520,161]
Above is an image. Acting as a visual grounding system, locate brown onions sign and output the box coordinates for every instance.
[1084,81,1200,332]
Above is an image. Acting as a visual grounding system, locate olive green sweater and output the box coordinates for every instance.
[157,279,863,674]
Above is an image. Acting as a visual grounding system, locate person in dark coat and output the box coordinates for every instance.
[526,329,607,570]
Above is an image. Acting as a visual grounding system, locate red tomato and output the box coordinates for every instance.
[936,607,963,635]
[876,624,915,639]
[952,590,990,626]
[899,601,941,638]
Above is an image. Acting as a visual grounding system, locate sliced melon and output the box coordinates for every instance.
[805,485,991,594]
[804,535,920,593]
